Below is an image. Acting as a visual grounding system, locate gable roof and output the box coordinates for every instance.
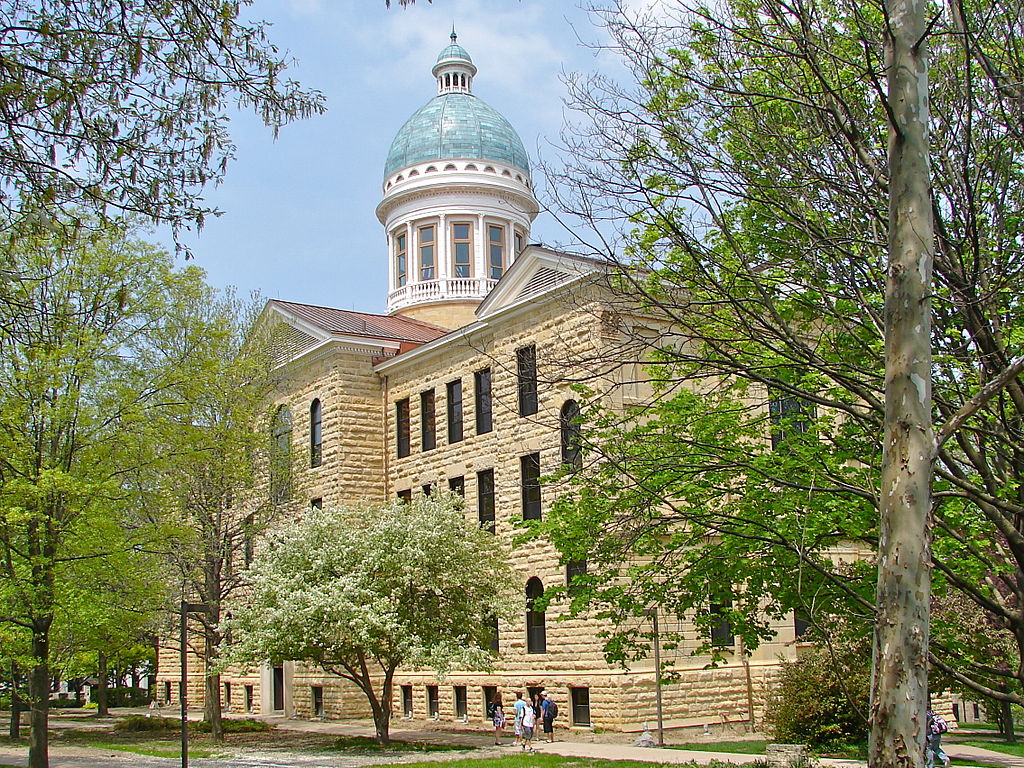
[474,245,606,320]
[270,300,449,344]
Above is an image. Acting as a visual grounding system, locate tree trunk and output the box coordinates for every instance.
[10,695,22,740]
[28,633,50,768]
[97,651,109,717]
[870,2,934,768]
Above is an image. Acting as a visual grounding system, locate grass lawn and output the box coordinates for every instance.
[954,738,1024,759]
[670,741,767,755]
[369,757,733,768]
[323,735,468,752]
[84,740,221,759]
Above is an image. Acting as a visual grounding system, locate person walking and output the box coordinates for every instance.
[490,692,506,745]
[521,694,537,752]
[540,689,558,742]
[926,707,951,768]
[512,691,527,747]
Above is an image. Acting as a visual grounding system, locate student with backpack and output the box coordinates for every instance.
[541,690,558,742]
[926,708,950,768]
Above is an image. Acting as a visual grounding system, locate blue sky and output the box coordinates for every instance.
[166,0,633,314]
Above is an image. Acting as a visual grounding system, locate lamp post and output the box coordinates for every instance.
[645,607,665,746]
[180,601,212,768]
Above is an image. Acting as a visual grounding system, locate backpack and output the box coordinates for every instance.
[928,713,948,735]
[548,700,558,719]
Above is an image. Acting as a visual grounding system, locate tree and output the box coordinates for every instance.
[127,287,281,742]
[542,0,1024,763]
[223,495,517,744]
[0,220,211,768]
[0,0,323,239]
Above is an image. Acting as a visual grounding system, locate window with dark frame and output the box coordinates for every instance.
[710,600,736,647]
[270,406,292,503]
[224,681,231,708]
[310,497,323,510]
[447,379,464,443]
[448,476,465,496]
[396,398,411,458]
[794,611,812,639]
[521,453,541,520]
[486,615,499,653]
[560,399,582,468]
[454,686,468,719]
[566,560,587,594]
[397,489,412,503]
[517,345,538,416]
[422,483,434,497]
[526,577,546,653]
[243,514,254,566]
[402,685,414,718]
[420,389,436,451]
[312,685,324,717]
[395,232,408,287]
[474,368,493,434]
[244,685,253,713]
[427,685,439,718]
[477,469,495,533]
[570,687,591,725]
[769,392,815,450]
[310,398,323,467]
[482,686,498,718]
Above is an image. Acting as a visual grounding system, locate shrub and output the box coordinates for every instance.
[762,633,871,750]
[114,715,180,732]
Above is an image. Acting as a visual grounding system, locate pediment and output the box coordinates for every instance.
[475,246,604,320]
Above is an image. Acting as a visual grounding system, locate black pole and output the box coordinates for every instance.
[180,601,188,768]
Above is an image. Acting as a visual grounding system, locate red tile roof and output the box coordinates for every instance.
[271,300,449,344]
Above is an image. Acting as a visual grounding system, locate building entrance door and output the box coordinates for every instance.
[272,666,284,711]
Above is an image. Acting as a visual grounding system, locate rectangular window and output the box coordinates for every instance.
[769,393,815,451]
[488,224,505,279]
[794,611,812,639]
[474,368,492,434]
[421,389,436,451]
[224,681,232,707]
[402,685,414,718]
[310,497,322,510]
[521,453,541,520]
[516,344,538,416]
[447,379,464,443]
[570,688,591,726]
[454,686,468,719]
[396,232,408,287]
[448,475,465,497]
[477,469,495,533]
[396,398,410,458]
[312,685,324,718]
[486,615,499,653]
[710,601,736,647]
[422,483,433,497]
[419,225,435,280]
[427,685,439,718]
[397,488,412,503]
[514,231,524,255]
[452,222,473,278]
[244,684,253,713]
[482,686,497,719]
[566,560,587,594]
[243,514,254,566]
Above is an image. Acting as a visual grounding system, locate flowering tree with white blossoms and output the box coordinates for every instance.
[222,494,517,744]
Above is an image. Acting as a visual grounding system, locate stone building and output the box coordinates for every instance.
[157,32,806,734]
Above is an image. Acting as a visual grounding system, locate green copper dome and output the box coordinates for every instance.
[384,93,531,179]
[436,42,472,64]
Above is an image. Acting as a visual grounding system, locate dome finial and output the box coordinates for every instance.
[451,26,457,43]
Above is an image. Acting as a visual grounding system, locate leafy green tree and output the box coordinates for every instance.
[544,0,1024,761]
[0,0,323,238]
[223,495,517,744]
[0,220,210,768]
[127,288,281,742]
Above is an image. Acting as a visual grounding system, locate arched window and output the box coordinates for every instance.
[560,400,582,469]
[270,406,292,503]
[310,398,322,468]
[526,577,546,654]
